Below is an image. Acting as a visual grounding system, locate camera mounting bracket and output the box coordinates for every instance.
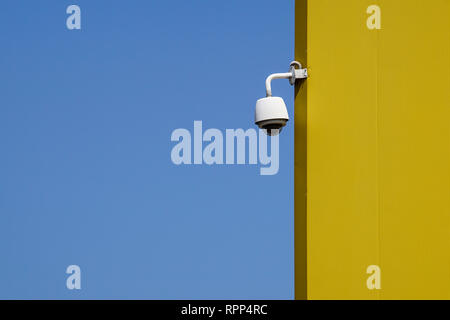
[265,61,308,97]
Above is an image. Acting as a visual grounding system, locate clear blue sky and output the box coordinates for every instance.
[0,0,295,299]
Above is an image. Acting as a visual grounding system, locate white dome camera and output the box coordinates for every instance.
[255,61,307,136]
[255,97,289,136]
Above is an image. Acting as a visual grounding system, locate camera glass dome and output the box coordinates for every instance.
[256,119,287,136]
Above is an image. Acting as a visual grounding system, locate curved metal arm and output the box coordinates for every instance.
[265,61,308,97]
[265,72,292,97]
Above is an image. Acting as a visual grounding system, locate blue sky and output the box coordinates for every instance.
[0,0,295,299]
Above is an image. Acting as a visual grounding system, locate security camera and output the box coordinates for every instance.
[255,97,288,136]
[255,61,307,136]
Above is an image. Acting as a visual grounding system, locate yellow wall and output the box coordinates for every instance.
[295,0,450,300]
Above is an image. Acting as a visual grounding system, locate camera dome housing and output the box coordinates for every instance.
[255,96,289,136]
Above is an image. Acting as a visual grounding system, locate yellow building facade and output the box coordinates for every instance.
[294,0,450,299]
